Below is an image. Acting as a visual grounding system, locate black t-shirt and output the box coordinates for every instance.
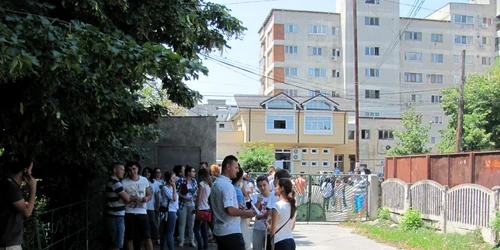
[0,178,24,247]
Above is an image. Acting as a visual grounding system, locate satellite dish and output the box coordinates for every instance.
[385,145,391,150]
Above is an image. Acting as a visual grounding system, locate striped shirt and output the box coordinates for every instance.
[105,176,125,216]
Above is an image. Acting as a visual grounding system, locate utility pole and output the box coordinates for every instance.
[353,0,360,166]
[455,49,465,152]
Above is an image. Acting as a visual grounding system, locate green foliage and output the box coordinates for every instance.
[238,141,275,172]
[386,106,432,156]
[0,0,245,204]
[438,60,500,153]
[400,209,422,231]
[138,81,188,116]
[377,207,391,220]
[490,210,500,232]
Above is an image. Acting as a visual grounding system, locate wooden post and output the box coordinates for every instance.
[455,50,466,152]
[353,0,360,167]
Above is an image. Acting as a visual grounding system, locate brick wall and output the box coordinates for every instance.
[273,67,285,83]
[273,24,284,40]
[273,45,284,62]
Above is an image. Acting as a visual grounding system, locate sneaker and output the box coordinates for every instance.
[178,242,184,247]
[190,241,197,247]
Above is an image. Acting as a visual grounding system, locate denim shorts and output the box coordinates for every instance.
[354,195,366,212]
[105,216,125,249]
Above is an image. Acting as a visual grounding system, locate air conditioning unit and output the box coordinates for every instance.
[291,148,303,161]
[406,102,413,106]
[379,144,392,154]
[331,56,337,61]
[481,23,488,28]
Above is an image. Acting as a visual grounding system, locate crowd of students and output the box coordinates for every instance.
[104,156,298,250]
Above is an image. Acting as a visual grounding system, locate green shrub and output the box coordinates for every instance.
[400,209,422,231]
[377,207,391,220]
[490,210,500,232]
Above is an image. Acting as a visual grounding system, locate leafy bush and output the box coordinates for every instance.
[490,210,500,232]
[377,207,391,220]
[400,209,422,231]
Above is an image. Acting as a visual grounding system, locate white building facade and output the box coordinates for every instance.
[258,0,498,172]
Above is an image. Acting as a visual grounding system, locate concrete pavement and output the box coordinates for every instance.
[155,222,397,250]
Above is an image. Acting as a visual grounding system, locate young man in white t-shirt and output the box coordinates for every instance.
[252,175,272,250]
[122,161,153,250]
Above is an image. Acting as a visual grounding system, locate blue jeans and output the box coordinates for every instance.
[160,212,177,250]
[193,216,209,250]
[105,216,125,249]
[178,205,196,243]
[275,238,296,250]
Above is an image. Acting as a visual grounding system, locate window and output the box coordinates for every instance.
[454,15,474,24]
[332,69,340,78]
[431,54,444,63]
[361,129,371,139]
[365,0,379,4]
[378,130,394,140]
[307,90,316,97]
[302,148,308,154]
[431,33,443,43]
[332,48,341,57]
[304,116,332,134]
[431,74,443,84]
[411,94,422,103]
[310,161,319,167]
[218,123,225,129]
[482,37,491,45]
[311,148,319,154]
[311,47,323,56]
[332,27,341,35]
[305,101,331,110]
[348,130,355,140]
[308,25,327,35]
[404,31,422,41]
[430,137,436,144]
[364,17,380,26]
[285,24,297,33]
[466,55,474,65]
[266,114,294,133]
[308,68,327,78]
[283,89,298,96]
[322,148,331,154]
[365,89,380,99]
[285,46,298,54]
[267,100,294,109]
[285,67,298,76]
[300,161,308,167]
[365,68,380,77]
[365,112,380,117]
[482,57,492,65]
[454,35,473,45]
[454,75,461,84]
[432,116,443,125]
[322,161,331,168]
[482,17,492,26]
[365,47,380,56]
[431,95,442,104]
[405,73,423,82]
[404,52,422,61]
[334,155,344,169]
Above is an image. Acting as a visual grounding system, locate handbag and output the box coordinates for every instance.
[266,217,291,250]
[195,210,212,222]
[159,187,171,222]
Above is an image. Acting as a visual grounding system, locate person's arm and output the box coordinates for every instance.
[12,178,36,217]
[154,187,160,212]
[268,208,279,234]
[143,186,151,203]
[225,206,256,217]
[196,183,204,208]
[256,208,270,220]
[292,217,296,230]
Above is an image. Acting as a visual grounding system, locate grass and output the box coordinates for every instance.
[341,220,498,250]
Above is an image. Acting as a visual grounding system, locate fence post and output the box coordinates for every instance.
[441,185,449,233]
[34,215,43,250]
[306,174,312,223]
[367,174,379,220]
[85,198,89,250]
[404,183,412,211]
[490,186,500,244]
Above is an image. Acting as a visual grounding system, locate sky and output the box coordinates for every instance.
[186,0,468,104]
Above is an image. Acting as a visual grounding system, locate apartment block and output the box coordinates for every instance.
[258,0,498,172]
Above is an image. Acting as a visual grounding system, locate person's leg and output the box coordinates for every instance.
[147,210,160,242]
[193,219,203,250]
[124,214,136,250]
[160,221,167,250]
[252,229,265,250]
[167,212,177,250]
[186,206,196,244]
[136,214,153,250]
[177,206,188,245]
[201,221,209,249]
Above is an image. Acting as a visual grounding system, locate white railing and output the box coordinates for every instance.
[381,179,500,244]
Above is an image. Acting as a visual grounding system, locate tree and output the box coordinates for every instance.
[138,81,188,116]
[238,141,275,172]
[0,0,245,204]
[386,105,432,156]
[438,61,500,153]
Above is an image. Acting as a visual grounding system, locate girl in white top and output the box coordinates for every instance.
[159,171,178,250]
[194,168,212,250]
[269,178,296,250]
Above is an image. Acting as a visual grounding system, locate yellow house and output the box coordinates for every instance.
[217,92,356,174]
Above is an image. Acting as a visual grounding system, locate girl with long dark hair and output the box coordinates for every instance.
[159,171,178,250]
[269,178,296,250]
[193,168,212,250]
[142,167,160,243]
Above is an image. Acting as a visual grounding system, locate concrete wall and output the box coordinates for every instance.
[140,117,216,172]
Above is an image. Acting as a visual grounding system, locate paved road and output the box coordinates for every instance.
[154,222,397,250]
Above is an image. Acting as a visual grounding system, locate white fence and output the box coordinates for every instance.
[381,179,500,244]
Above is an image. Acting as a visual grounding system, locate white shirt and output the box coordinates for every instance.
[122,176,150,214]
[252,193,270,231]
[147,180,160,210]
[267,190,278,209]
[210,175,241,236]
[197,181,211,210]
[161,186,179,212]
[273,200,295,243]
